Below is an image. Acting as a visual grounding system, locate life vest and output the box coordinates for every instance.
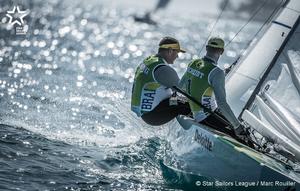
[131,55,172,116]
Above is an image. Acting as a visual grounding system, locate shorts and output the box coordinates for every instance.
[141,97,191,126]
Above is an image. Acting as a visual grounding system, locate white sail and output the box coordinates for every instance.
[242,109,300,161]
[226,0,300,117]
[255,95,300,145]
[263,92,300,136]
[256,94,300,144]
[225,0,300,152]
[285,51,300,96]
[262,63,300,119]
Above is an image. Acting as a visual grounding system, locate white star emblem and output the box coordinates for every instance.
[6,6,28,27]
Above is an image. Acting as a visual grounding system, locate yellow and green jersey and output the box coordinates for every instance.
[179,58,218,121]
[131,55,172,116]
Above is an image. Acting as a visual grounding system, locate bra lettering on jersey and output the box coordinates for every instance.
[141,89,155,111]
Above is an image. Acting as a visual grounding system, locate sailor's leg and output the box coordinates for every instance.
[200,114,235,136]
[141,98,191,126]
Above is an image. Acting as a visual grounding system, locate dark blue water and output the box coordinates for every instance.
[0,124,167,190]
[0,0,263,190]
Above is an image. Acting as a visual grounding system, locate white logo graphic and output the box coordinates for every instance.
[5,6,29,35]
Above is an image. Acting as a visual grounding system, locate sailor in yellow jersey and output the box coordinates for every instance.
[131,37,191,125]
[179,37,246,137]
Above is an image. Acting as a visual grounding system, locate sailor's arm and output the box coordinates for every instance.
[153,64,178,89]
[153,65,168,82]
[209,68,240,128]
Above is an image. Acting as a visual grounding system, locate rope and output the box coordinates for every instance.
[225,0,269,48]
[199,0,229,55]
[226,0,286,72]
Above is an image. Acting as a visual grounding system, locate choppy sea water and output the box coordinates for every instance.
[0,0,264,190]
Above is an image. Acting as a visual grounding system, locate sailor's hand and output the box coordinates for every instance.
[177,95,188,102]
[234,124,256,149]
[234,124,250,139]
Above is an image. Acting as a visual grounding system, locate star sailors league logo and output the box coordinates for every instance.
[5,6,29,35]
